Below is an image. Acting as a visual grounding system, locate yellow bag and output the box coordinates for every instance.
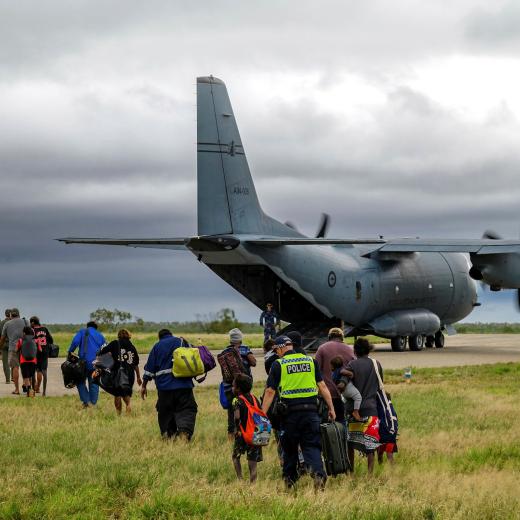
[172,347,205,378]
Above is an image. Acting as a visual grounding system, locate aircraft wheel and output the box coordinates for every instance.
[425,335,434,348]
[434,331,445,348]
[408,334,424,351]
[391,336,407,352]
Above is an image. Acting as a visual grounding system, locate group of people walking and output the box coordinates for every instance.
[0,308,53,396]
[1,306,398,491]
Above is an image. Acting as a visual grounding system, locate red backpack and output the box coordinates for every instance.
[238,394,272,446]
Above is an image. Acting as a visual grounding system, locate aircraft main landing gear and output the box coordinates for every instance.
[425,335,434,348]
[408,334,424,351]
[434,330,445,348]
[391,336,407,352]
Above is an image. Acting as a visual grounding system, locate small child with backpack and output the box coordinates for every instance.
[231,374,271,483]
[377,392,399,465]
[16,326,39,397]
[330,356,363,421]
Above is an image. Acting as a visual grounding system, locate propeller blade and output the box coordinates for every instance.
[483,229,502,240]
[315,213,330,238]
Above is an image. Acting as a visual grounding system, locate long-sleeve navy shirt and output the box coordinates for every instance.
[143,334,194,391]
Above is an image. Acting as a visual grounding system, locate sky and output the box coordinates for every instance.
[1,0,520,324]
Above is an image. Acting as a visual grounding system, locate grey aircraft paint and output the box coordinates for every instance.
[61,76,520,351]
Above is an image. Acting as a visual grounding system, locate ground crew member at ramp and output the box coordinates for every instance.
[262,335,335,490]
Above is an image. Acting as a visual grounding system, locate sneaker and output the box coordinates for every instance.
[27,389,35,398]
[21,385,27,394]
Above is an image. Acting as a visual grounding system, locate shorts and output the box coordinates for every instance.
[232,435,263,462]
[8,351,20,369]
[377,442,398,454]
[20,362,36,379]
[36,349,49,372]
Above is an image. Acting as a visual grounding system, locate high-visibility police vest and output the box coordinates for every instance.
[278,353,318,399]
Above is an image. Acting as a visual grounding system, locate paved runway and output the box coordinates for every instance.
[2,334,520,398]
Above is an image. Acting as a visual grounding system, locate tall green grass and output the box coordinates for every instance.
[1,364,520,519]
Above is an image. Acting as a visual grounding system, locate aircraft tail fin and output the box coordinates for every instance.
[197,76,296,237]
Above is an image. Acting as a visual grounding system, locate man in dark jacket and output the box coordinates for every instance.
[141,329,198,441]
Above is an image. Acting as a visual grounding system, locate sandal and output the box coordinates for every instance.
[11,391,19,395]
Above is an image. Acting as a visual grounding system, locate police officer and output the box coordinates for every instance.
[262,335,335,490]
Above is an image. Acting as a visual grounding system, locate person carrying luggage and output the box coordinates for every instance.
[141,329,197,441]
[262,336,335,491]
[96,329,142,415]
[377,392,399,465]
[68,321,106,408]
[219,328,256,441]
[345,338,383,474]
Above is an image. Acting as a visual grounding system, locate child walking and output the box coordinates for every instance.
[231,374,263,483]
[377,392,399,465]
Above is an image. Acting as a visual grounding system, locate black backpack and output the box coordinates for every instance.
[21,336,37,361]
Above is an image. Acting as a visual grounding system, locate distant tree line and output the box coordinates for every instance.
[456,322,520,334]
[48,307,264,334]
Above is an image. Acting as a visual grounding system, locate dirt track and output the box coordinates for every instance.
[2,334,520,398]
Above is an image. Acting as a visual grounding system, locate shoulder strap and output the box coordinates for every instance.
[80,328,90,358]
[371,357,384,391]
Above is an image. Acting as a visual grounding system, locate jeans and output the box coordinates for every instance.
[76,374,99,405]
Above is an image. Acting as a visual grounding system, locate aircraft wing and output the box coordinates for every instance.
[245,237,520,254]
[57,237,188,250]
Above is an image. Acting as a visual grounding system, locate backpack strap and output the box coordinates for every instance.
[80,328,90,358]
[370,357,384,391]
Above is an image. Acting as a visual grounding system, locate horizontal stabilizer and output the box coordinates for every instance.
[57,237,188,250]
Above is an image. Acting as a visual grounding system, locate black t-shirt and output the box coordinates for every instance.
[33,326,53,354]
[99,339,139,369]
[266,350,322,406]
[232,393,259,432]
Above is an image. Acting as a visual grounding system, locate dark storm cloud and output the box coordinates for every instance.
[2,1,520,323]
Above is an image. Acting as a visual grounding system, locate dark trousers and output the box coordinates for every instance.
[156,388,198,439]
[332,397,346,424]
[280,411,325,483]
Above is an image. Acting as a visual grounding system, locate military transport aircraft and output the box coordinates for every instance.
[60,76,520,351]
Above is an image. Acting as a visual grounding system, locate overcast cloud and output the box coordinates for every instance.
[1,0,520,324]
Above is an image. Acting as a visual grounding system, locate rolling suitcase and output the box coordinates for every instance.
[320,421,351,476]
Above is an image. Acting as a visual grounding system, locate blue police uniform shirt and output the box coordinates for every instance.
[266,349,323,406]
[260,310,279,328]
[143,334,194,391]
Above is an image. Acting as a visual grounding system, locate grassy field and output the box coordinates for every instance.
[1,363,520,519]
[50,332,388,355]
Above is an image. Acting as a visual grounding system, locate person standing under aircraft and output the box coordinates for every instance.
[30,316,53,396]
[262,336,335,491]
[0,308,26,395]
[0,309,11,384]
[315,327,355,424]
[68,321,106,408]
[259,303,280,341]
[141,329,197,440]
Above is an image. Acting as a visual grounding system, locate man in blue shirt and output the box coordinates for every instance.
[141,329,198,441]
[259,303,280,341]
[68,321,106,408]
